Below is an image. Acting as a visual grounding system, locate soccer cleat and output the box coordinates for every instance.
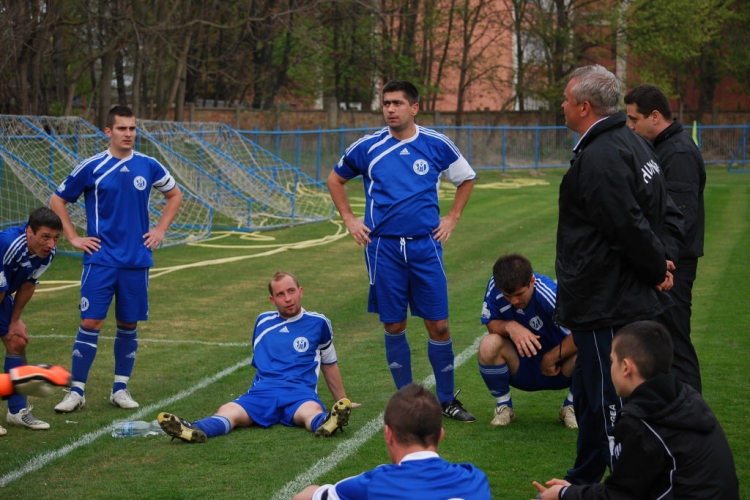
[6,406,50,430]
[157,412,207,443]
[314,398,351,437]
[0,424,6,436]
[490,404,516,427]
[54,391,86,413]
[441,390,476,422]
[110,389,139,409]
[559,404,578,429]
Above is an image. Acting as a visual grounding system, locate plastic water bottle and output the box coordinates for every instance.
[111,420,165,437]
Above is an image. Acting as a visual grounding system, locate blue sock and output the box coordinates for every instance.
[5,353,26,413]
[385,331,412,389]
[428,338,455,404]
[478,362,513,408]
[193,415,231,439]
[311,411,327,432]
[71,327,99,396]
[113,326,138,393]
[563,391,574,407]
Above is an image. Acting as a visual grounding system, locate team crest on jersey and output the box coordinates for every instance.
[133,176,147,190]
[413,159,429,175]
[293,337,309,352]
[481,301,491,320]
[57,180,66,192]
[529,316,543,331]
[80,297,89,311]
[0,271,6,288]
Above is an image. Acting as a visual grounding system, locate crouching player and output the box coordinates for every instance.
[477,254,577,427]
[158,272,356,443]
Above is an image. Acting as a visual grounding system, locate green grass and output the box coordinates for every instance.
[1,167,747,499]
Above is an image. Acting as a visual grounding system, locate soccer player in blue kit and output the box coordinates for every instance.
[50,105,183,413]
[478,254,577,428]
[156,272,354,443]
[294,383,491,500]
[327,80,477,421]
[0,207,62,433]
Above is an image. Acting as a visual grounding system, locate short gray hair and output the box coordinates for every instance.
[568,65,621,116]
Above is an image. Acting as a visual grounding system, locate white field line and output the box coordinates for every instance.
[0,357,254,487]
[270,334,483,500]
[29,334,253,348]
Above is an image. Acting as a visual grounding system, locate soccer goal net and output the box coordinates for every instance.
[138,120,333,230]
[0,115,212,250]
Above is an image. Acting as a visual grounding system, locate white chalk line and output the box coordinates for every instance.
[270,334,483,500]
[0,357,254,487]
[29,334,253,348]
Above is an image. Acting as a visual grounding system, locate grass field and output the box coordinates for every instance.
[1,167,747,499]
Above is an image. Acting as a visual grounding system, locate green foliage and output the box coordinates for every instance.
[0,167,747,499]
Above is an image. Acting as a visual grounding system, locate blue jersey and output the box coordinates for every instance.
[250,308,336,392]
[313,451,492,500]
[55,150,176,268]
[481,272,569,360]
[334,125,476,237]
[0,225,55,296]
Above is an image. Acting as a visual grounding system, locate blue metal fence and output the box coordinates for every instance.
[240,122,750,181]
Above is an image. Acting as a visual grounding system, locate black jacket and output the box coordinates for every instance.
[653,120,705,260]
[560,373,739,499]
[555,112,676,330]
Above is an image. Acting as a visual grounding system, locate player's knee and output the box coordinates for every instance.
[478,334,504,364]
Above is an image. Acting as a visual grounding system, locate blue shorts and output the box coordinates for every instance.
[0,294,14,336]
[80,265,149,322]
[511,355,572,392]
[365,235,448,323]
[234,385,325,428]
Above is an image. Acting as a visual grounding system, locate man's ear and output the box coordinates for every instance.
[621,357,636,378]
[384,424,394,445]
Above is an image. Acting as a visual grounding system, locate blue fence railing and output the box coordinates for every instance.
[239,123,750,181]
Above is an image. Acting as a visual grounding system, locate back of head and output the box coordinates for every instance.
[106,105,135,129]
[623,84,673,120]
[28,207,62,232]
[384,383,442,448]
[613,321,673,380]
[568,65,621,117]
[382,80,420,105]
[492,253,533,293]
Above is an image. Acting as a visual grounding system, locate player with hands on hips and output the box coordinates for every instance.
[0,207,63,434]
[157,272,358,443]
[50,105,182,414]
[327,80,477,422]
[478,254,577,428]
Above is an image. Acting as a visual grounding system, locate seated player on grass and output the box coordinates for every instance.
[158,271,357,443]
[294,383,491,500]
[478,253,577,428]
[533,320,739,499]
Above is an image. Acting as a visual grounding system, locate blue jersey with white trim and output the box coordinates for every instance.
[481,272,569,359]
[313,452,492,500]
[334,125,476,237]
[0,225,55,295]
[249,308,336,392]
[55,150,176,268]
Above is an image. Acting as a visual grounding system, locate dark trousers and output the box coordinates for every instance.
[566,327,624,485]
[657,259,702,394]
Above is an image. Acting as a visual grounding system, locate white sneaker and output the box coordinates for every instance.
[490,404,516,426]
[7,406,50,430]
[110,389,139,409]
[559,405,578,429]
[55,391,86,413]
[0,424,6,436]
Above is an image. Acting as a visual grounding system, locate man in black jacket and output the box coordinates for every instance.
[556,65,677,485]
[533,321,739,499]
[624,84,706,394]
